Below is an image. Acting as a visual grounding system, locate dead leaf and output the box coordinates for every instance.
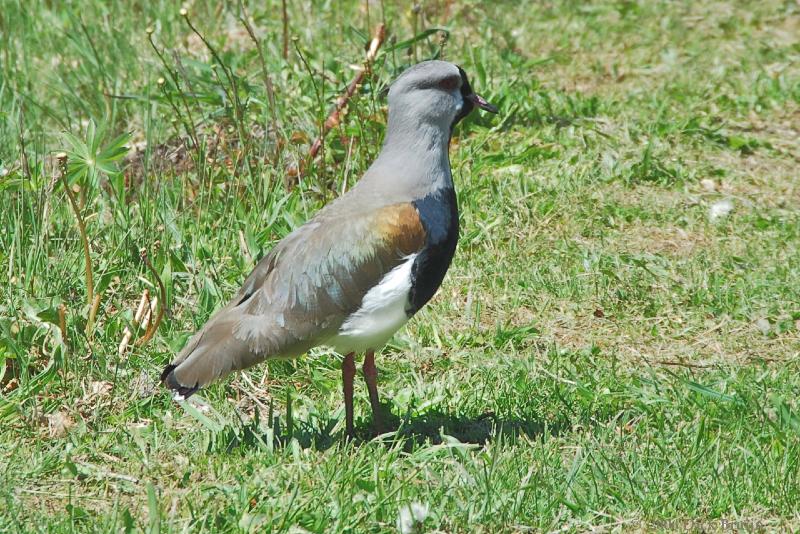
[46,411,75,438]
[89,380,113,398]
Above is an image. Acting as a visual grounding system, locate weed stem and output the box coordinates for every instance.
[57,153,94,312]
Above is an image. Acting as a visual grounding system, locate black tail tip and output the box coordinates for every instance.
[160,364,177,383]
[160,364,200,398]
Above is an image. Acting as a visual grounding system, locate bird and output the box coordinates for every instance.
[161,60,497,437]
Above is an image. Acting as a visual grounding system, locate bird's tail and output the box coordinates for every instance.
[160,311,248,398]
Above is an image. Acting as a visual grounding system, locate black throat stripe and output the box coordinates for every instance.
[406,187,459,315]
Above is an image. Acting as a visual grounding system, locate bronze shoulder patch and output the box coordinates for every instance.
[374,203,427,256]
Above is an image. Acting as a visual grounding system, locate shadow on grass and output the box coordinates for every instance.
[389,408,566,449]
[219,403,568,453]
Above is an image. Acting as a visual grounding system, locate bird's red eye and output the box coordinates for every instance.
[439,76,460,91]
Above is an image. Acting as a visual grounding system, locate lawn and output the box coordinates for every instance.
[1,0,799,531]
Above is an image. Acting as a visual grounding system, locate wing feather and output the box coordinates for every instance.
[162,201,426,394]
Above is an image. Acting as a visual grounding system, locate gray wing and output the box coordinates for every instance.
[161,201,426,395]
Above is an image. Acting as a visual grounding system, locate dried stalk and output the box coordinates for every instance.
[86,293,101,338]
[141,296,156,338]
[238,230,254,266]
[411,4,421,63]
[18,105,31,181]
[136,248,166,346]
[281,0,289,60]
[118,289,150,356]
[58,304,68,344]
[307,23,386,161]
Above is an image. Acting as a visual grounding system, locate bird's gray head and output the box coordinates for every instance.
[363,61,497,196]
[386,60,498,135]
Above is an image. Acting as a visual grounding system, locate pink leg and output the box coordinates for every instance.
[362,350,382,432]
[342,352,356,437]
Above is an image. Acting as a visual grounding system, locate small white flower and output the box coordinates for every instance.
[396,502,429,534]
[410,502,428,522]
[397,507,413,534]
[708,198,733,222]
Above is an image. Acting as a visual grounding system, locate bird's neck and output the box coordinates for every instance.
[376,116,454,192]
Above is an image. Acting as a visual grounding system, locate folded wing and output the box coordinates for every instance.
[161,201,426,396]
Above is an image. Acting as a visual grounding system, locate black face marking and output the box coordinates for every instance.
[452,66,476,127]
[407,188,459,315]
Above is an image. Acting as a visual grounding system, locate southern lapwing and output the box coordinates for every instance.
[161,60,497,436]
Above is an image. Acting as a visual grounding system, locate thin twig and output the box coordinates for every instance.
[239,372,272,414]
[746,355,784,364]
[74,462,141,485]
[181,8,252,176]
[651,360,713,369]
[307,23,386,161]
[146,29,201,153]
[57,153,94,310]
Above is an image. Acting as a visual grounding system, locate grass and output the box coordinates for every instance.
[1,0,799,531]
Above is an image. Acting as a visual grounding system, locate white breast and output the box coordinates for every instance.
[328,254,416,354]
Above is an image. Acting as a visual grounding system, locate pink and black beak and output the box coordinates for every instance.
[454,66,498,124]
[466,92,499,114]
